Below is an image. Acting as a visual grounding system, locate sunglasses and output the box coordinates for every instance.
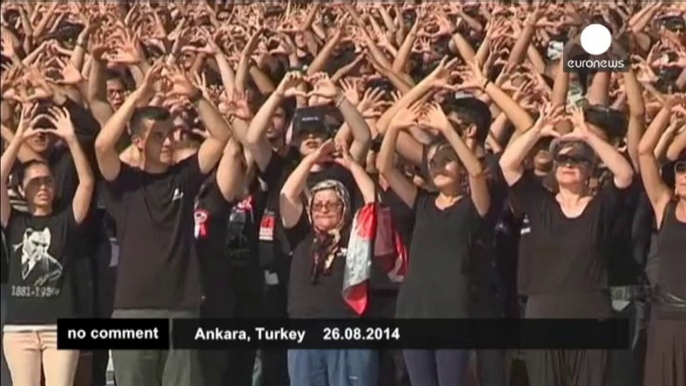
[555,154,590,167]
[675,161,686,175]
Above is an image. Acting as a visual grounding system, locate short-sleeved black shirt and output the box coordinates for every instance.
[510,173,627,296]
[101,155,207,310]
[4,208,80,324]
[396,190,486,319]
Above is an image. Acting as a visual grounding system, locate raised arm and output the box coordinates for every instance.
[215,138,246,202]
[0,104,35,228]
[427,104,490,217]
[336,145,376,205]
[245,72,303,171]
[623,67,646,172]
[167,66,230,174]
[376,105,420,208]
[280,140,335,229]
[46,108,94,224]
[568,106,634,189]
[309,73,371,164]
[94,63,161,181]
[499,105,563,186]
[637,100,683,226]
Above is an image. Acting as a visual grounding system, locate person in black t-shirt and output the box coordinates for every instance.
[280,140,377,386]
[378,103,491,386]
[1,104,94,386]
[499,105,635,386]
[94,64,230,386]
[193,138,263,386]
[244,72,372,385]
[636,106,686,386]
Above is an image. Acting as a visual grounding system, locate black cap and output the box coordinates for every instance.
[291,105,343,138]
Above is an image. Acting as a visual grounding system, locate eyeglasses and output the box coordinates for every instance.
[555,154,590,167]
[311,201,342,212]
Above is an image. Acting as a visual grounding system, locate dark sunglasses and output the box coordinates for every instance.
[675,161,686,175]
[555,154,590,167]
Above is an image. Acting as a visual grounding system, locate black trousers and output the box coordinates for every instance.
[199,266,262,386]
[92,237,118,386]
[525,293,613,386]
[259,281,289,386]
[368,291,410,386]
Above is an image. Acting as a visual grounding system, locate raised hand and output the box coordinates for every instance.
[358,87,387,119]
[45,107,76,141]
[55,58,85,85]
[390,103,423,130]
[428,56,460,90]
[107,28,143,65]
[17,103,43,140]
[564,105,592,141]
[165,65,198,98]
[276,71,306,98]
[312,139,336,162]
[307,72,338,100]
[528,104,562,138]
[420,103,451,132]
[334,141,355,169]
[340,78,360,105]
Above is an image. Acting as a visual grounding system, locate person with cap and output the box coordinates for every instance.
[636,99,686,386]
[378,101,491,386]
[498,104,635,386]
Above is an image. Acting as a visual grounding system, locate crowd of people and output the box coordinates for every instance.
[0,1,685,386]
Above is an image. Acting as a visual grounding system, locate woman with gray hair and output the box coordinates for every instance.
[498,104,635,386]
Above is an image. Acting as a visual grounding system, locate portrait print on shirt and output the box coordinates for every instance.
[5,209,77,301]
[15,227,63,287]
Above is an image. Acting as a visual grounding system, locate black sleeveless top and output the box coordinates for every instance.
[654,201,686,321]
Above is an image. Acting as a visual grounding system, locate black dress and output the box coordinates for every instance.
[643,201,686,386]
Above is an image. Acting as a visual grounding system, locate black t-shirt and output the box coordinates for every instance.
[258,149,300,276]
[396,190,485,319]
[101,155,207,310]
[285,211,358,319]
[655,201,686,305]
[4,208,80,324]
[194,180,234,316]
[510,173,627,296]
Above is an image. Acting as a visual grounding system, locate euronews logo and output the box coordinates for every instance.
[564,24,630,73]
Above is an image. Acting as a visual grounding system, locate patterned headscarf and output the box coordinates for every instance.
[306,179,351,283]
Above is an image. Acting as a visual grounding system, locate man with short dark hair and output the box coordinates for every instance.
[94,64,230,386]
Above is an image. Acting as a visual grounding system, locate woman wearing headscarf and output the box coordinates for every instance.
[636,105,686,386]
[279,139,377,386]
[498,105,635,386]
[377,103,491,386]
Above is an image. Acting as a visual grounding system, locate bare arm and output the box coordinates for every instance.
[280,153,317,229]
[441,120,490,216]
[623,68,645,172]
[637,105,676,226]
[334,90,371,164]
[94,71,156,182]
[0,127,24,228]
[377,125,418,209]
[215,138,245,202]
[86,57,115,127]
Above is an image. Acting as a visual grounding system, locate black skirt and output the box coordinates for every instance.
[643,318,686,386]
